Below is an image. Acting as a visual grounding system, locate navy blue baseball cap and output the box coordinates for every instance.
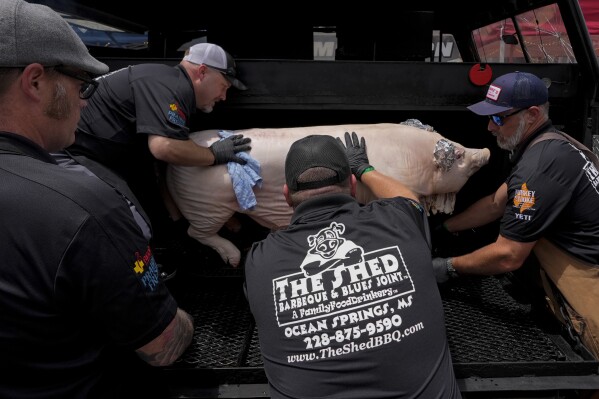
[467,71,548,115]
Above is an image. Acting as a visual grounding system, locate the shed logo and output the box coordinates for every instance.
[273,222,414,327]
[301,222,364,276]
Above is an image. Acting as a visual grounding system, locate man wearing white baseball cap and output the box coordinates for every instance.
[54,41,252,273]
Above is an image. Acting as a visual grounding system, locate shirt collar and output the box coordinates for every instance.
[0,132,57,164]
[509,119,555,165]
[291,193,355,225]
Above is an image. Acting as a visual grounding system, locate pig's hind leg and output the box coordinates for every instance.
[184,206,243,267]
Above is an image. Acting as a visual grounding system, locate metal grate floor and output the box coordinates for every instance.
[441,275,564,364]
[165,258,590,375]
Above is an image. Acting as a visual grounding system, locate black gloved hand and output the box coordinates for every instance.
[336,131,373,180]
[432,257,457,284]
[209,134,252,165]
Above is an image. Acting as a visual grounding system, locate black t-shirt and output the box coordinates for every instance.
[500,126,599,264]
[0,132,177,398]
[71,63,196,180]
[244,194,461,399]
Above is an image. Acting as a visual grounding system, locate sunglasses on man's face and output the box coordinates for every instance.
[488,108,527,126]
[54,66,99,99]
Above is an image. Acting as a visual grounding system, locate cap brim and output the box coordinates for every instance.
[224,75,247,91]
[467,100,512,115]
[84,59,109,76]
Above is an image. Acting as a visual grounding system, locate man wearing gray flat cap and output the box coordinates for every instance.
[0,0,193,396]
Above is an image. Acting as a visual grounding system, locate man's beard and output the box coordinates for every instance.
[44,83,72,120]
[497,116,526,151]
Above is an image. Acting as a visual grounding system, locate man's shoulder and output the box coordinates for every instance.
[7,159,128,215]
[525,137,582,165]
[516,138,585,183]
[129,63,181,79]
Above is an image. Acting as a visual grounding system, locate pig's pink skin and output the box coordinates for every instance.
[166,123,490,267]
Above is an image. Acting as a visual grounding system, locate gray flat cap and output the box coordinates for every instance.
[0,0,108,75]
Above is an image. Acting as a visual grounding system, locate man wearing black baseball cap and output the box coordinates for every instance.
[53,41,252,272]
[0,0,194,396]
[433,71,599,362]
[244,133,462,398]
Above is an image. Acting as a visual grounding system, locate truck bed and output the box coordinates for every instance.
[151,228,599,399]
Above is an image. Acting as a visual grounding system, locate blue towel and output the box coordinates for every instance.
[218,131,262,211]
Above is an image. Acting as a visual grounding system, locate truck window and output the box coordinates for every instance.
[61,12,148,50]
[472,4,575,63]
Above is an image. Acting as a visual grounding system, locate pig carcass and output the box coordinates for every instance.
[166,123,490,267]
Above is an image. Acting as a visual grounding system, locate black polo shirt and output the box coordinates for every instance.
[0,132,177,398]
[72,63,196,179]
[501,124,599,264]
[245,193,461,399]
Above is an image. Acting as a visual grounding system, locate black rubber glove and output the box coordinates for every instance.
[337,131,373,180]
[432,257,458,284]
[209,134,251,165]
[432,257,450,283]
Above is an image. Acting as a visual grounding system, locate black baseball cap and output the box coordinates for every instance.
[285,135,351,191]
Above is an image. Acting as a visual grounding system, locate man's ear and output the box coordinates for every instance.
[283,184,293,207]
[20,63,46,101]
[350,175,357,197]
[526,105,542,121]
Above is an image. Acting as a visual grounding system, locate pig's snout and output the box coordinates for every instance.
[464,148,491,176]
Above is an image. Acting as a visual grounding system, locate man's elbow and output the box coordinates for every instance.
[148,135,177,163]
[135,308,194,367]
[497,257,525,273]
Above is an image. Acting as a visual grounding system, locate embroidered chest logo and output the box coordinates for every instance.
[167,101,187,127]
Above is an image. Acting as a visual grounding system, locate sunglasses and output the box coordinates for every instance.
[205,64,236,78]
[54,66,99,99]
[488,108,527,126]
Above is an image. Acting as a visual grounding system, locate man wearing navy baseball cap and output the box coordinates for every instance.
[433,71,599,363]
[467,71,549,150]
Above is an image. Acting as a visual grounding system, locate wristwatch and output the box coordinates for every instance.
[446,257,459,279]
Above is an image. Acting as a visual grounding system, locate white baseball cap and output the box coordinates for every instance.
[184,43,247,90]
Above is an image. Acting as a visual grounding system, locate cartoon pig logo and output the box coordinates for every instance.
[300,222,364,276]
